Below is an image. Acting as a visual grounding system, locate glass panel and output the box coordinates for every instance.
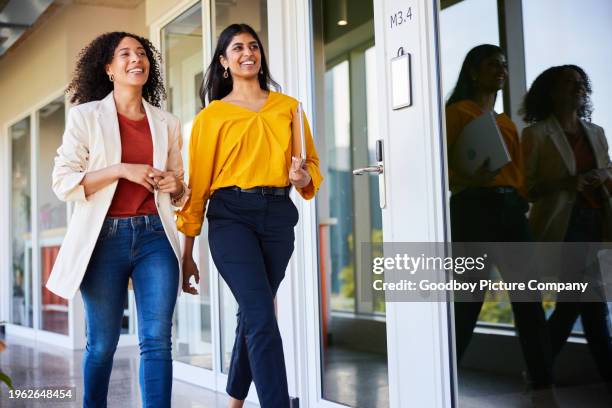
[326,61,354,313]
[11,117,33,328]
[523,0,612,150]
[522,0,612,403]
[212,0,268,50]
[314,1,388,406]
[440,0,503,113]
[365,46,384,314]
[37,97,68,335]
[443,0,612,406]
[212,0,269,375]
[440,0,510,328]
[161,3,213,369]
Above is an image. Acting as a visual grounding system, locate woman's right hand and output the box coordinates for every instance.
[182,255,200,295]
[452,158,500,187]
[470,159,501,185]
[119,164,162,192]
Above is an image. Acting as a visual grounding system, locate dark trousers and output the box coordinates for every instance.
[548,206,612,381]
[206,189,299,408]
[451,188,553,388]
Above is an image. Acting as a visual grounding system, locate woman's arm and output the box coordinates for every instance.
[176,115,216,237]
[181,236,200,295]
[81,163,161,197]
[291,109,323,199]
[159,116,190,207]
[53,107,162,200]
[52,107,91,202]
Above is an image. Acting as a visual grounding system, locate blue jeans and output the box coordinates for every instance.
[207,189,298,408]
[548,206,612,381]
[80,215,179,408]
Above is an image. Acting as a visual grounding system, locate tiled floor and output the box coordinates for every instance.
[2,335,612,407]
[0,335,256,408]
[458,369,612,408]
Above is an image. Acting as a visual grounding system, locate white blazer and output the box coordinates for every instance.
[522,115,612,242]
[46,92,187,299]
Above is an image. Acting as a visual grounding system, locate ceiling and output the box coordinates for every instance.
[0,0,144,59]
[0,0,54,57]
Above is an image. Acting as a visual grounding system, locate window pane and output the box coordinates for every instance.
[523,0,612,139]
[523,0,612,336]
[162,3,213,370]
[314,1,388,406]
[440,0,503,113]
[212,0,268,374]
[11,117,33,328]
[38,97,68,335]
[326,61,354,313]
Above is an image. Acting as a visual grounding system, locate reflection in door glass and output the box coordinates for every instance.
[314,1,388,406]
[326,61,354,313]
[443,0,612,406]
[161,3,213,369]
[11,117,33,328]
[37,97,68,335]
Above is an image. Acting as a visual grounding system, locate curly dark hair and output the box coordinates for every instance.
[200,23,279,106]
[66,32,166,107]
[521,65,593,124]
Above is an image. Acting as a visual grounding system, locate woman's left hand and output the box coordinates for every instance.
[289,157,312,189]
[154,171,183,195]
[584,168,610,187]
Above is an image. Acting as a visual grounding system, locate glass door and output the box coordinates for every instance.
[312,1,389,404]
[300,0,453,406]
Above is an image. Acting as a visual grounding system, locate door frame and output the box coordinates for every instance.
[281,0,456,407]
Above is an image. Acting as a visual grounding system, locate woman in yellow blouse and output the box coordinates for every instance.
[176,24,322,408]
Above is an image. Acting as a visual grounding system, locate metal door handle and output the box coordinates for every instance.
[352,165,384,175]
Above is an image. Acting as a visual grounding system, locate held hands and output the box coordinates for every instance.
[574,169,610,192]
[119,164,183,195]
[289,157,311,189]
[153,171,184,195]
[182,255,200,295]
[119,164,162,193]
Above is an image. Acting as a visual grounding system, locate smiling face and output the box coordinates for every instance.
[552,68,587,112]
[472,53,508,94]
[105,36,150,88]
[219,32,261,81]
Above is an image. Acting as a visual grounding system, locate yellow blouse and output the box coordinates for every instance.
[176,91,323,237]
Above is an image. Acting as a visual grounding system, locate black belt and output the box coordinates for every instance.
[221,186,291,196]
[470,186,517,195]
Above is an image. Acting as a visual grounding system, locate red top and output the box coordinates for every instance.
[566,126,602,208]
[107,113,158,217]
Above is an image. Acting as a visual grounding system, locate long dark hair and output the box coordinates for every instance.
[200,23,279,107]
[66,31,165,107]
[520,65,593,124]
[446,44,505,107]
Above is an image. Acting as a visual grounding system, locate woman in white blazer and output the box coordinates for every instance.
[522,65,612,387]
[46,32,189,407]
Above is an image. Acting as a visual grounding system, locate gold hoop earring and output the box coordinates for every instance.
[223,68,229,79]
[109,74,115,82]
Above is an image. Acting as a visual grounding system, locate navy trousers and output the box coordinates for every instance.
[206,188,298,408]
[451,188,553,388]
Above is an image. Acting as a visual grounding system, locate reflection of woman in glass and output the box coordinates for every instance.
[47,32,188,407]
[446,44,553,391]
[177,24,322,408]
[522,65,612,384]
